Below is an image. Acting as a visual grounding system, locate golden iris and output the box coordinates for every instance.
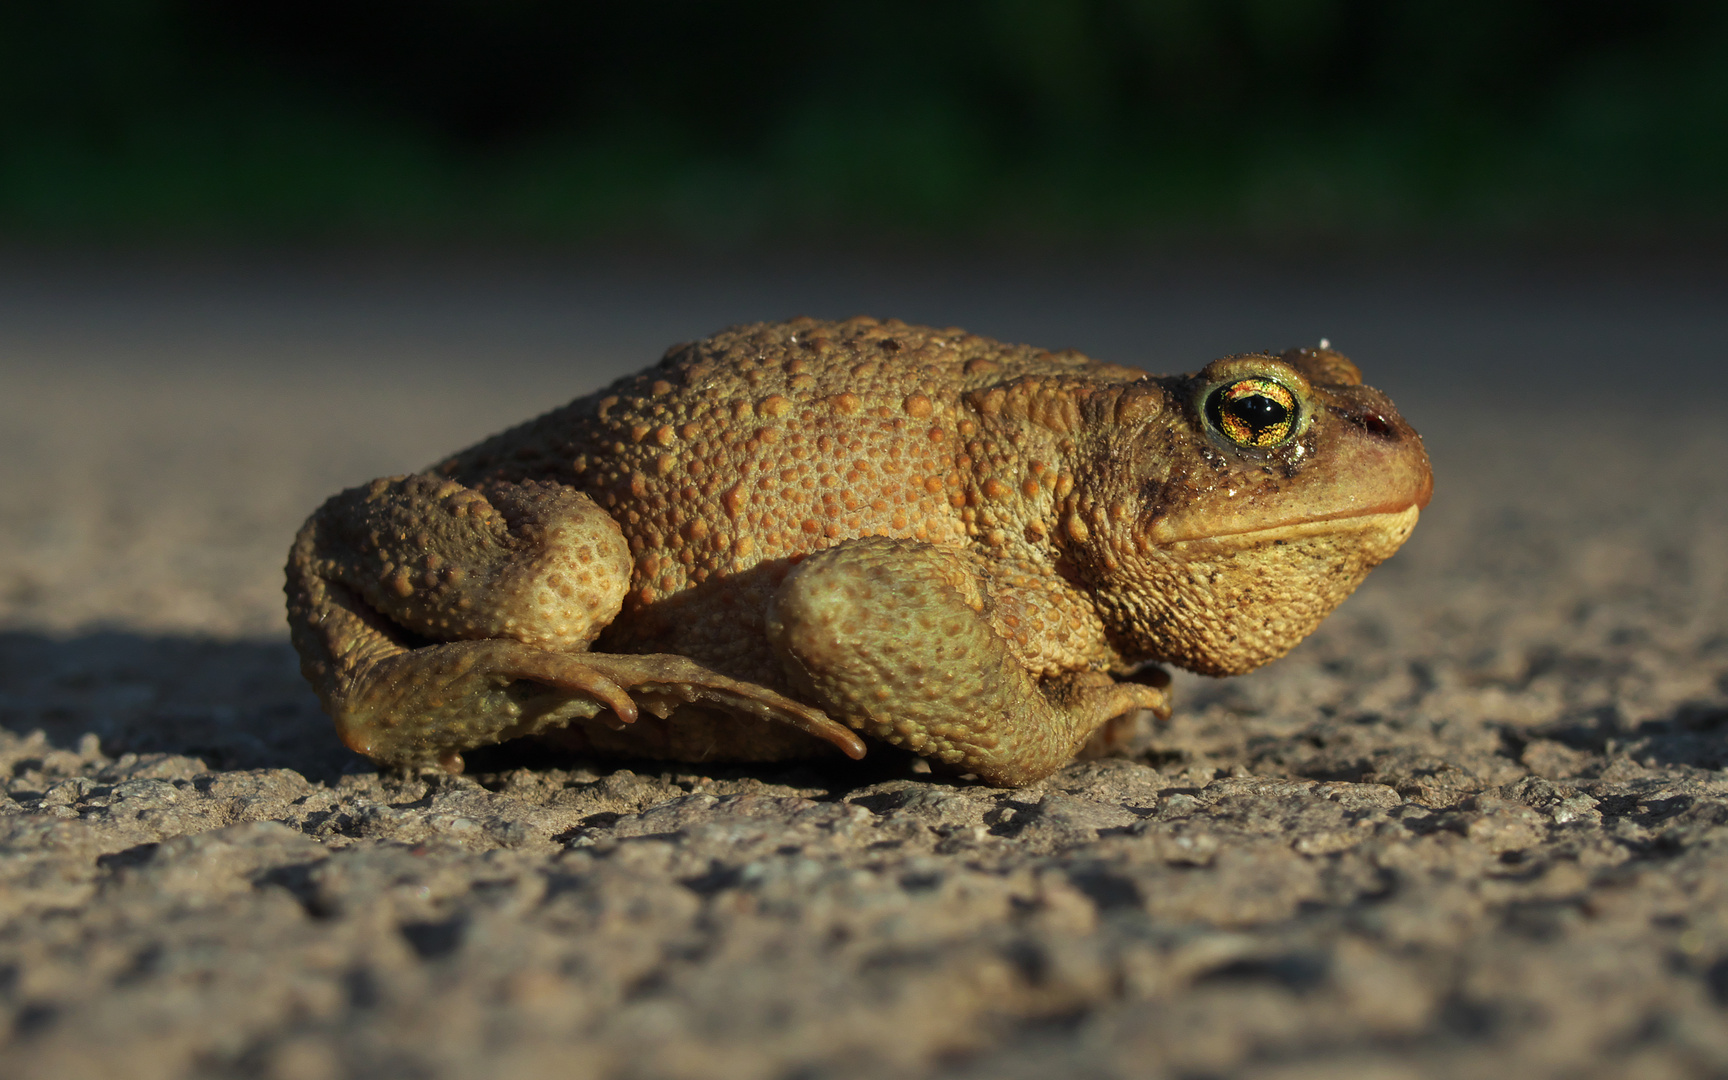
[1207,377,1298,447]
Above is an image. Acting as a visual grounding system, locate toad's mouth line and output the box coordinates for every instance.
[1153,504,1422,548]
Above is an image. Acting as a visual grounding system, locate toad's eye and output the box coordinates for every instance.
[1206,377,1298,447]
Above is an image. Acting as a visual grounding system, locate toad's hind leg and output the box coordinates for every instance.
[285,474,863,769]
[765,538,1169,787]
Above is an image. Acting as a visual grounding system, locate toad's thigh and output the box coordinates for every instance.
[294,473,632,649]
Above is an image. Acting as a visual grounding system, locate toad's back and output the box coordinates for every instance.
[435,316,1144,609]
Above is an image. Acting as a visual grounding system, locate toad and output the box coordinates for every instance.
[285,317,1431,786]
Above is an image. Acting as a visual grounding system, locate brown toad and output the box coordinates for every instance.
[285,317,1431,786]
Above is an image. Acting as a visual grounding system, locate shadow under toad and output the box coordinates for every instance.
[0,630,928,792]
[0,630,361,784]
[1530,700,1728,773]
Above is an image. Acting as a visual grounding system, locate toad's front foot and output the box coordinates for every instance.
[766,537,1171,787]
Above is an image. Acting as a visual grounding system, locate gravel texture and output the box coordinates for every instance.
[3,253,1727,1080]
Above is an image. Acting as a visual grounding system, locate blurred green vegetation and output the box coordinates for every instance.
[2,0,1725,242]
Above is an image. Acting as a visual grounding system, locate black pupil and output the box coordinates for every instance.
[1228,393,1288,434]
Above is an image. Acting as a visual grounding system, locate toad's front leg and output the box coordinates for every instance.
[285,474,863,770]
[765,538,1169,787]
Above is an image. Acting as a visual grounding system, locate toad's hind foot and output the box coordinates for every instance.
[569,652,867,761]
[285,472,865,770]
[332,638,865,770]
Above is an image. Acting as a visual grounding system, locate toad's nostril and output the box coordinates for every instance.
[1335,404,1398,438]
[1360,410,1395,437]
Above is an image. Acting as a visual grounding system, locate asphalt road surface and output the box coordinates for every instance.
[2,247,1726,1080]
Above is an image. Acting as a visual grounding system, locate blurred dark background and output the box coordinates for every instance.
[4,0,1726,244]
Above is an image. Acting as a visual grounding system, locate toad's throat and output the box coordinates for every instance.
[1151,504,1421,549]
